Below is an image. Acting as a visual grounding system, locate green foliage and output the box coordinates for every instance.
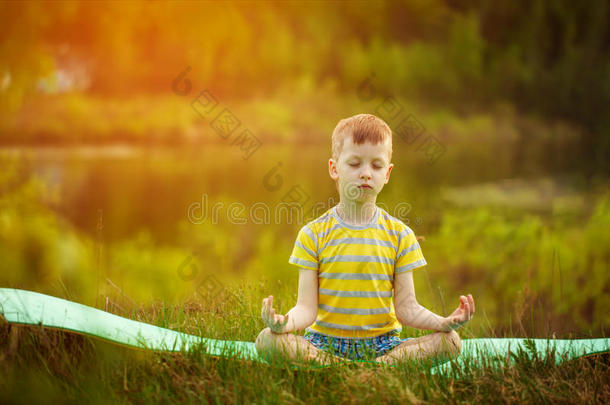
[0,160,96,302]
[427,193,610,336]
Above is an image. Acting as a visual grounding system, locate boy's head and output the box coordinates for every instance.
[328,114,394,201]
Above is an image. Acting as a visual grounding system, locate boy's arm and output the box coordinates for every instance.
[281,268,318,333]
[394,270,451,332]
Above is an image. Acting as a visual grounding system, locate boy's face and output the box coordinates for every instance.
[328,135,394,203]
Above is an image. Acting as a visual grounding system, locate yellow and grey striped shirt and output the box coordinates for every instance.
[289,204,427,338]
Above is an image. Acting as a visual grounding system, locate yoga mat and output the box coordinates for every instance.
[1,288,607,374]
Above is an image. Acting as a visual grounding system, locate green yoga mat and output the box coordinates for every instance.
[1,288,608,375]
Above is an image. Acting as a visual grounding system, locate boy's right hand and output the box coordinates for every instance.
[261,295,290,334]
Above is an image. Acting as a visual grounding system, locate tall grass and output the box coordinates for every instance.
[1,282,608,404]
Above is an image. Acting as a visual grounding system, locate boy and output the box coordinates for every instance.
[255,114,475,365]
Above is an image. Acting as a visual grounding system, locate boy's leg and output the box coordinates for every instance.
[374,330,461,365]
[255,327,350,365]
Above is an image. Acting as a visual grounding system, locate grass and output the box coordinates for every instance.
[1,281,608,404]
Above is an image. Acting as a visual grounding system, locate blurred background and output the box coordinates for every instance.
[0,0,608,338]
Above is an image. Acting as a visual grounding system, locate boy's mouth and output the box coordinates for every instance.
[358,184,372,189]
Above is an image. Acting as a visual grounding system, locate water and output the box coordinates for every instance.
[1,143,581,244]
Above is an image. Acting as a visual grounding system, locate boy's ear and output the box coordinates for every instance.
[328,158,339,180]
[384,163,394,184]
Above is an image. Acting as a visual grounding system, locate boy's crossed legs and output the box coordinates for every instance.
[375,330,461,364]
[255,328,461,365]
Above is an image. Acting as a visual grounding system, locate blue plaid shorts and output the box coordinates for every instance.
[303,330,412,361]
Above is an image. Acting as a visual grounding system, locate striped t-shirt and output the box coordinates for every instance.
[289,204,427,339]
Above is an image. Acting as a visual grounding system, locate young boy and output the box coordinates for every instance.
[255,113,475,365]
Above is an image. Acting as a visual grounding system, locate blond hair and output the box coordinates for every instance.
[331,113,393,161]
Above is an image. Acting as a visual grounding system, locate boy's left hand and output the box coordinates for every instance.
[443,294,475,331]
